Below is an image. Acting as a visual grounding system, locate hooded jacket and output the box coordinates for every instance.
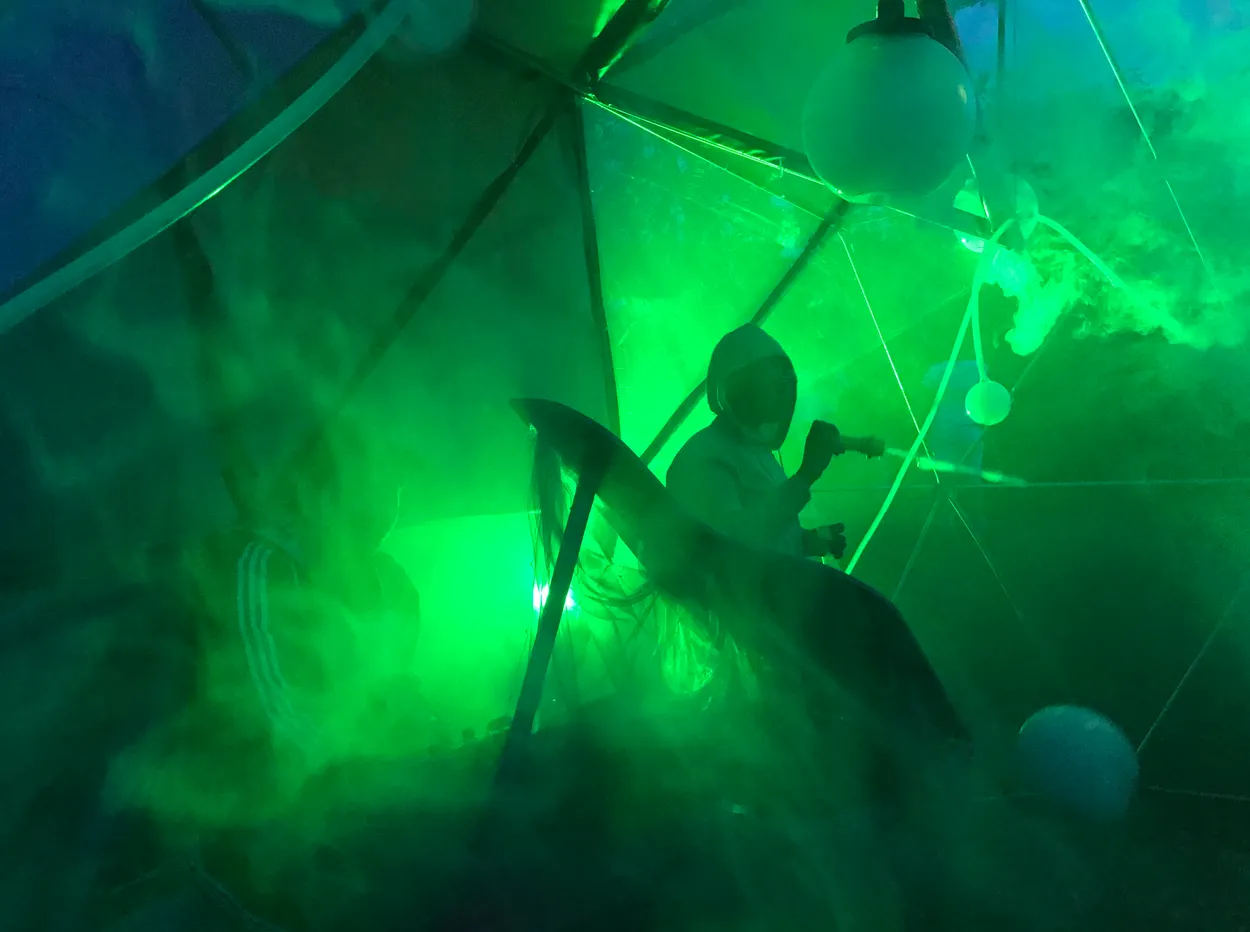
[666,326,809,556]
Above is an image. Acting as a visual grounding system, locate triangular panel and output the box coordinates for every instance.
[765,233,943,486]
[1134,589,1250,799]
[349,116,612,739]
[584,99,820,464]
[0,235,233,582]
[960,481,1250,748]
[892,494,1065,749]
[189,42,557,511]
[980,325,1250,485]
[607,0,864,155]
[356,115,609,522]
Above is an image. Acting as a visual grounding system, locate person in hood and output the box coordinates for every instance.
[666,325,849,560]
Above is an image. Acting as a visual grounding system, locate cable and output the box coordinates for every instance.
[1035,214,1125,289]
[845,218,1015,576]
[971,266,988,381]
[0,0,412,337]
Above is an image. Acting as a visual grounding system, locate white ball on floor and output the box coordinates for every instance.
[1017,705,1139,821]
[390,0,475,56]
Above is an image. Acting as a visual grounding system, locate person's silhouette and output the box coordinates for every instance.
[666,325,851,560]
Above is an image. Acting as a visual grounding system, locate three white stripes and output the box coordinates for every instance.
[235,542,318,748]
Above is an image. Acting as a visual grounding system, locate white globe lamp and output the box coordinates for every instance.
[802,17,978,202]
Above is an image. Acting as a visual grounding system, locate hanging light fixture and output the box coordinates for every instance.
[801,0,978,202]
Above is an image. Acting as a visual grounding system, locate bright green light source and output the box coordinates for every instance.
[533,582,576,613]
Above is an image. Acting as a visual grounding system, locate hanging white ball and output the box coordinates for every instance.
[801,32,977,201]
[964,379,1011,427]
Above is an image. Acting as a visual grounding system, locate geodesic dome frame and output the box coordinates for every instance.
[2,0,1250,846]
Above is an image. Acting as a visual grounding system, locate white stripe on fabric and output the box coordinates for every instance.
[235,542,315,746]
[249,544,318,745]
[243,545,300,722]
[235,544,279,728]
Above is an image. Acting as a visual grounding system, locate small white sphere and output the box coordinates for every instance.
[964,379,1012,427]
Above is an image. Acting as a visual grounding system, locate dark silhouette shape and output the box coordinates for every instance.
[511,397,967,748]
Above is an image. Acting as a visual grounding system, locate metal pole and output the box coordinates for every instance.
[499,466,601,758]
[567,105,621,436]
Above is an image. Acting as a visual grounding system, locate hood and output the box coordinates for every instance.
[706,325,796,450]
[706,325,791,415]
